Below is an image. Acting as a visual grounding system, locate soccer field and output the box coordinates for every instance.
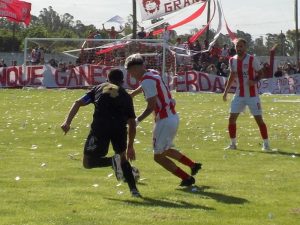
[0,89,299,225]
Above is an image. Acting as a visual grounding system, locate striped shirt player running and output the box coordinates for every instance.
[125,53,202,187]
[223,38,271,151]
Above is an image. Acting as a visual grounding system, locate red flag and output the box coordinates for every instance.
[153,1,207,36]
[224,19,237,42]
[96,43,128,55]
[0,0,31,25]
[189,0,216,43]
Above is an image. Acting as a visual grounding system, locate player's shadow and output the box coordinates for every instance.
[265,149,300,157]
[178,185,249,205]
[235,148,300,157]
[135,181,148,186]
[105,196,215,210]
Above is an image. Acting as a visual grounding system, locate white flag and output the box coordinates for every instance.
[106,15,125,25]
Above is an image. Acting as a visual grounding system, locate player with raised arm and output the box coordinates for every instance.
[223,38,270,151]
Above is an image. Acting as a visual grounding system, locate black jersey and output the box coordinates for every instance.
[82,83,136,132]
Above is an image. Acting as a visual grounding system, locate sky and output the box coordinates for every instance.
[27,0,297,39]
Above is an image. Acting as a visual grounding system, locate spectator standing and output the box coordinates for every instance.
[285,63,297,75]
[0,59,7,67]
[137,27,147,39]
[162,26,171,42]
[229,45,237,57]
[220,44,229,58]
[192,40,202,64]
[94,30,102,40]
[31,47,40,65]
[102,24,124,39]
[218,63,229,77]
[11,60,17,66]
[274,67,283,77]
[175,38,186,66]
[86,31,96,48]
[206,64,218,75]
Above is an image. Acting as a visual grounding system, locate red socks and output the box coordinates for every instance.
[228,124,236,139]
[228,123,268,140]
[173,167,190,180]
[259,123,268,139]
[179,155,195,168]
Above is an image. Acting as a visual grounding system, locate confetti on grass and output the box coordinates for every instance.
[107,173,114,178]
[30,145,38,150]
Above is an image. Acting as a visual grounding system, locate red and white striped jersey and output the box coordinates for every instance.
[229,54,262,97]
[140,70,176,121]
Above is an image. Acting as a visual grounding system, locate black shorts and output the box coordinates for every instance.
[83,128,127,157]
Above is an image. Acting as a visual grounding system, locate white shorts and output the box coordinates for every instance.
[152,113,179,154]
[230,95,262,115]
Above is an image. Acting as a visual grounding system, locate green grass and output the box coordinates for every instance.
[0,89,299,225]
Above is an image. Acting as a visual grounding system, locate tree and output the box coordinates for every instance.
[21,25,48,38]
[253,36,268,56]
[265,32,293,56]
[216,33,232,48]
[60,13,74,30]
[236,30,254,53]
[286,29,298,56]
[38,6,61,33]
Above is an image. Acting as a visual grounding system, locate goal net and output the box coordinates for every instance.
[22,37,175,89]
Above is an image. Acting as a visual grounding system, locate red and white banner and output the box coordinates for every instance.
[174,71,300,94]
[218,0,236,42]
[153,1,206,35]
[0,0,31,25]
[224,16,236,42]
[138,0,206,21]
[189,0,216,43]
[0,65,139,90]
[1,65,300,94]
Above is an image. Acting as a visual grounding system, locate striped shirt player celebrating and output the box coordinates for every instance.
[125,53,202,187]
[223,38,271,151]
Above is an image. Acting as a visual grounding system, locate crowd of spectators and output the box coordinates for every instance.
[75,41,175,73]
[0,58,7,67]
[274,62,299,77]
[30,46,45,65]
[172,37,235,77]
[0,58,17,67]
[22,27,300,78]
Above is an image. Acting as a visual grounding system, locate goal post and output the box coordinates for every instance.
[23,37,175,89]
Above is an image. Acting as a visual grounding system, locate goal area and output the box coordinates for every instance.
[22,37,175,89]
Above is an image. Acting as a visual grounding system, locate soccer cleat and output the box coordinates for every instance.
[112,154,124,181]
[130,189,142,198]
[191,163,202,176]
[224,144,237,150]
[179,176,195,187]
[262,142,271,151]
